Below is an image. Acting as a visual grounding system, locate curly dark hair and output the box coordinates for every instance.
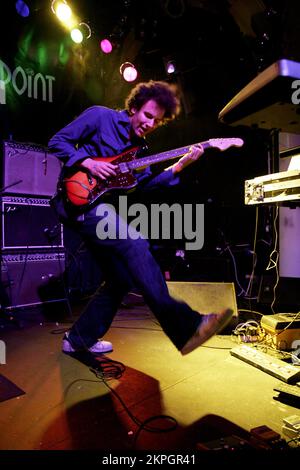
[125,80,181,122]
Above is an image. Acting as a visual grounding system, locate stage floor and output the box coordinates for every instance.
[0,303,300,456]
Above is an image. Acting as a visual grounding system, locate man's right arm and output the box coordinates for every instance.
[80,158,117,180]
[49,106,119,180]
[48,106,102,167]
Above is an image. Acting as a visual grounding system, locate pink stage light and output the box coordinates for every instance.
[100,39,113,54]
[166,61,176,74]
[120,62,138,82]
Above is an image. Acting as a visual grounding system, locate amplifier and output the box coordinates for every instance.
[1,196,64,250]
[1,252,66,309]
[244,169,300,205]
[167,281,238,317]
[2,140,62,197]
[261,313,300,330]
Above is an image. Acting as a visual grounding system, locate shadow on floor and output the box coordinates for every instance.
[39,351,287,452]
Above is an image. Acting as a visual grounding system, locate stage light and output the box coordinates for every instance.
[70,28,83,43]
[51,0,75,30]
[101,13,130,55]
[70,22,91,44]
[54,2,71,21]
[15,0,30,17]
[100,38,113,54]
[163,56,177,75]
[166,60,176,74]
[120,62,138,82]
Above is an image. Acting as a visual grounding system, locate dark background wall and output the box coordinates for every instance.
[2,0,299,144]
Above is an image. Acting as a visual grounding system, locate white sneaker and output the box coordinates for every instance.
[62,332,113,355]
[181,309,233,355]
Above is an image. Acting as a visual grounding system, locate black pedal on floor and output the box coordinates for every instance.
[196,435,252,450]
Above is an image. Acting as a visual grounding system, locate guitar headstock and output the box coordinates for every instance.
[208,138,244,151]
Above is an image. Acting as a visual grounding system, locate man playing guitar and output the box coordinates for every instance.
[48,80,235,357]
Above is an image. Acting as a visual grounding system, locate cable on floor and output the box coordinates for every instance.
[90,356,178,448]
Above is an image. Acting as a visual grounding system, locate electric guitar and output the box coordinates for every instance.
[63,138,244,207]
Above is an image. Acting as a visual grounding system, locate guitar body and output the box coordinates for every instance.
[64,147,140,206]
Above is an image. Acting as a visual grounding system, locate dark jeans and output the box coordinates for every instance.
[67,203,202,351]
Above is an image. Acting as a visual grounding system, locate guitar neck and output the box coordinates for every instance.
[128,141,211,170]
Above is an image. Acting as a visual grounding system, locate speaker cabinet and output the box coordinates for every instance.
[2,140,62,197]
[167,281,238,317]
[1,252,66,309]
[1,196,63,250]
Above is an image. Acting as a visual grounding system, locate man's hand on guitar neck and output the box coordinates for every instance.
[172,144,204,174]
[79,143,204,181]
[80,158,118,180]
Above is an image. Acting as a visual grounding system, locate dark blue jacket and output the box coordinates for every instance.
[48,105,180,191]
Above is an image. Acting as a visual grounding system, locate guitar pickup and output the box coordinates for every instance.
[87,174,94,185]
[118,163,130,173]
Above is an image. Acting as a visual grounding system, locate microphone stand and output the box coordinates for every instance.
[0,181,24,327]
[0,275,22,329]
